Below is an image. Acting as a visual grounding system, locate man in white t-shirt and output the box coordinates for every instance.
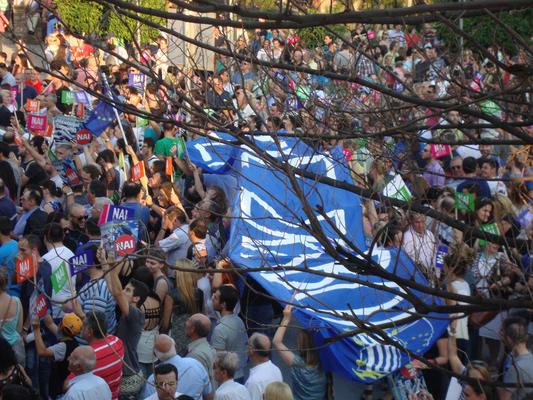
[42,222,75,320]
[245,333,283,400]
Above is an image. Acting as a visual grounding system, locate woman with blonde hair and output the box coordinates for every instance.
[170,259,203,354]
[264,382,294,400]
[492,193,521,246]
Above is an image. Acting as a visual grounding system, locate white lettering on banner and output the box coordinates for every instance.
[116,240,134,251]
[433,144,446,153]
[111,208,129,221]
[71,253,86,267]
[18,258,31,276]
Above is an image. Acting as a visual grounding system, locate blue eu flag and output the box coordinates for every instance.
[82,99,116,137]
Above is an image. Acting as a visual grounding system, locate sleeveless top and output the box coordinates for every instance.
[0,297,21,345]
[141,296,161,331]
[50,338,79,399]
[154,275,171,298]
[137,296,161,364]
[0,365,27,393]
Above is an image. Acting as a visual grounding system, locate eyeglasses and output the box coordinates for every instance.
[74,215,88,221]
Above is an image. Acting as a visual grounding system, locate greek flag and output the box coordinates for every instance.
[187,134,448,382]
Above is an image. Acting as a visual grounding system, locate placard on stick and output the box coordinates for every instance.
[27,114,48,132]
[131,162,146,181]
[430,144,451,159]
[34,293,48,318]
[25,99,40,113]
[69,249,95,275]
[51,261,69,294]
[16,255,35,284]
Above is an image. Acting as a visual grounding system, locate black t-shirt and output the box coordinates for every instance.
[0,105,13,127]
[64,229,90,253]
[23,159,48,187]
[0,160,18,200]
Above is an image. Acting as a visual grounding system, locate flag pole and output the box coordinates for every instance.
[101,73,128,145]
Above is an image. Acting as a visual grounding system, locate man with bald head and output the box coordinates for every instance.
[64,203,89,252]
[143,334,213,400]
[186,313,216,383]
[244,333,282,400]
[64,346,112,400]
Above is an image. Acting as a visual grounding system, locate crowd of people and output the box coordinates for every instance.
[0,1,532,400]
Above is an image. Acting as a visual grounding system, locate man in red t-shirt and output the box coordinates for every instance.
[71,311,125,400]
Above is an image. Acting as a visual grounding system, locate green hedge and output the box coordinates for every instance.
[55,0,166,43]
[436,9,532,54]
[297,24,349,49]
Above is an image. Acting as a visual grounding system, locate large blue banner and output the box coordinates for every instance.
[187,134,448,382]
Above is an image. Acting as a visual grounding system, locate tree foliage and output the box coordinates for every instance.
[436,9,533,54]
[296,24,349,49]
[55,0,105,36]
[55,0,166,43]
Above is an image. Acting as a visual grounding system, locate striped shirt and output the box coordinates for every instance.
[79,279,117,334]
[68,335,124,400]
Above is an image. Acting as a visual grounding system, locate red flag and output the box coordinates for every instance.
[34,293,48,318]
[16,255,35,284]
[97,203,111,226]
[165,157,173,177]
[76,103,85,118]
[25,99,40,113]
[430,144,451,159]
[27,114,48,132]
[131,162,146,181]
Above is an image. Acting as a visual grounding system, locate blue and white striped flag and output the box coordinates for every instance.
[187,134,448,382]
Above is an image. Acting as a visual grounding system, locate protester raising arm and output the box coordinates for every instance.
[170,143,192,176]
[447,320,464,375]
[272,304,295,366]
[83,138,101,165]
[190,162,206,199]
[20,136,47,167]
[31,315,59,358]
[98,247,131,317]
